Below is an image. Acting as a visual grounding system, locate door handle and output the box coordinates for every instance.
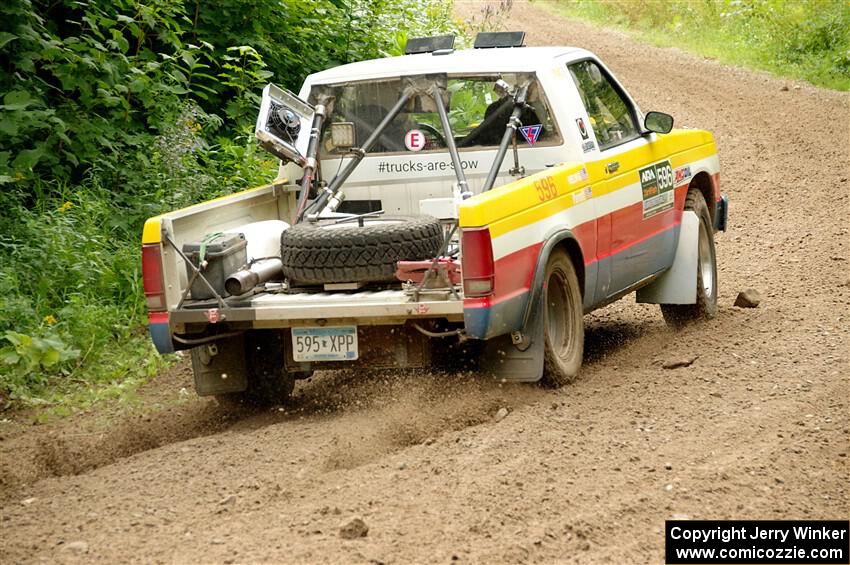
[606,161,620,173]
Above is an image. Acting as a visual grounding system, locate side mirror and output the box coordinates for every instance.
[644,111,674,134]
[329,121,356,152]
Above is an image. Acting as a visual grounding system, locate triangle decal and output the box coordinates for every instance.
[518,124,543,146]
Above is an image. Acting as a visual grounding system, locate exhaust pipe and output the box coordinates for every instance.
[225,258,283,296]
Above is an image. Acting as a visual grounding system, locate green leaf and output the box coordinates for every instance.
[0,349,21,365]
[4,331,29,348]
[128,78,147,93]
[12,147,44,170]
[2,91,33,111]
[0,32,18,49]
[40,346,60,367]
[0,119,19,136]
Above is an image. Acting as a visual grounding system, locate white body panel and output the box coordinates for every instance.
[636,211,700,304]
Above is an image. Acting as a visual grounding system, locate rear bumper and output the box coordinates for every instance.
[148,312,175,354]
[167,288,465,329]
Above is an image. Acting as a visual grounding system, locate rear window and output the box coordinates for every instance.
[311,73,560,157]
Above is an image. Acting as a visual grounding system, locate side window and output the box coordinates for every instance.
[568,60,638,150]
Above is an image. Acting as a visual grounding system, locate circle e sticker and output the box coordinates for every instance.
[404,129,426,151]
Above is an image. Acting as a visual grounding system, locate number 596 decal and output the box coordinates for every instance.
[534,176,558,202]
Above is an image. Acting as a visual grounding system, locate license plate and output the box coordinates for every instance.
[291,326,358,362]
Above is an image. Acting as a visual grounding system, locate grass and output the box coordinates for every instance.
[535,0,850,91]
[0,184,179,414]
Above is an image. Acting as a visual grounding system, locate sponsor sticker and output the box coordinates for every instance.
[674,165,692,185]
[518,124,543,145]
[639,159,675,219]
[576,117,589,140]
[581,139,596,153]
[404,129,426,151]
[572,186,593,205]
[567,167,589,185]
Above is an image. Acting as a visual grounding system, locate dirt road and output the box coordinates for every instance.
[1,1,848,563]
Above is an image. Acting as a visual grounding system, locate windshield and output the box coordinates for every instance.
[311,73,559,157]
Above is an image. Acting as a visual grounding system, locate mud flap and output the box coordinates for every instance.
[479,291,545,382]
[636,211,699,305]
[190,335,249,395]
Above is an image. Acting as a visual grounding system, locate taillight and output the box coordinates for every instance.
[461,227,495,297]
[141,243,166,311]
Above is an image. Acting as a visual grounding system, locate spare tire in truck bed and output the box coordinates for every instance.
[280,215,443,284]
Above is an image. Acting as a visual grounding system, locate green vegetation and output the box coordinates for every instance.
[539,0,850,91]
[0,0,462,408]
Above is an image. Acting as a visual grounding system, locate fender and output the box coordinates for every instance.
[480,228,582,383]
[520,228,584,334]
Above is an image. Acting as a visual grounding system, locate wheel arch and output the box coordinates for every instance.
[521,229,585,332]
[555,237,586,301]
[688,171,715,224]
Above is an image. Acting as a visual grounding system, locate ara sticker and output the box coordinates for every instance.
[518,124,542,145]
[576,117,589,140]
[639,160,675,219]
[404,129,426,151]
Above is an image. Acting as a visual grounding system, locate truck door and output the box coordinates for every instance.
[566,59,678,298]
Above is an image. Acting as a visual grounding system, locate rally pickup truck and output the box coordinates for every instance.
[141,32,727,403]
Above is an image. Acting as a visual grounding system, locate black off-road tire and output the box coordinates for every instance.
[280,215,443,285]
[215,330,294,407]
[661,189,718,328]
[541,249,585,387]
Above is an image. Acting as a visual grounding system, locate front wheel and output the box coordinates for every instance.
[541,249,585,386]
[661,189,718,327]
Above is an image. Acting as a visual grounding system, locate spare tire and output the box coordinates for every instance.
[280,215,443,284]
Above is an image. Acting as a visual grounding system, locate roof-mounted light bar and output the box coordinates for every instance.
[404,34,456,55]
[474,31,526,49]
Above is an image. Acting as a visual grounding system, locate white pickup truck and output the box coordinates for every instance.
[141,32,727,403]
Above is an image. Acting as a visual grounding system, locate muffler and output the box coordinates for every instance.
[225,258,283,295]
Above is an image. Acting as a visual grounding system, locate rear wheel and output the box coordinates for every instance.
[541,249,584,386]
[661,189,718,327]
